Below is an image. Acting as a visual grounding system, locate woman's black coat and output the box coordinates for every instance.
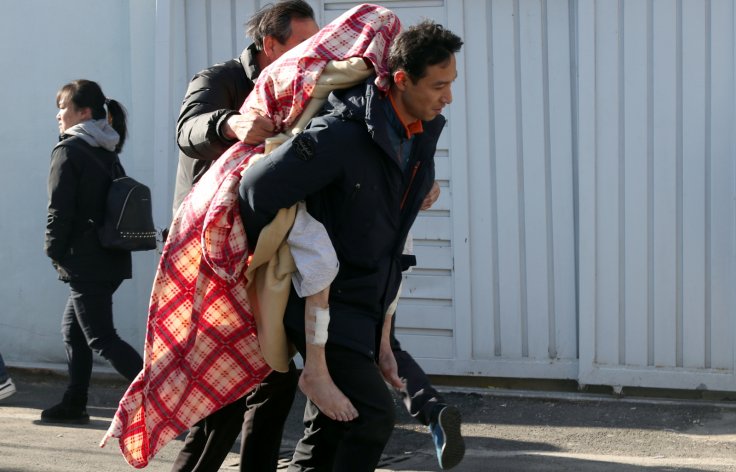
[45,136,132,282]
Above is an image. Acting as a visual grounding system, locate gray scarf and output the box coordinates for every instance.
[65,119,120,152]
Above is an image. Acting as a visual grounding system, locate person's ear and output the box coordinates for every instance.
[263,35,276,60]
[80,107,92,120]
[393,70,408,90]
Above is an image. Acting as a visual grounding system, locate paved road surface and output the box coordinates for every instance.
[2,368,736,471]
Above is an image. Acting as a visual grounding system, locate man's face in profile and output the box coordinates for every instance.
[394,54,458,123]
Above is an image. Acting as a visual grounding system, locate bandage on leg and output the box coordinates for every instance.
[305,305,330,346]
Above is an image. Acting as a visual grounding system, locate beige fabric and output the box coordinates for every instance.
[244,207,297,372]
[244,58,373,371]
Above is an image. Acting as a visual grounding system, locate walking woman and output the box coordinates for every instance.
[43,79,143,424]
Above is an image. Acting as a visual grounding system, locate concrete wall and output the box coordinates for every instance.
[0,0,158,367]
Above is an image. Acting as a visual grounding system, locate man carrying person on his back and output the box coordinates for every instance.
[173,3,465,470]
[238,19,465,471]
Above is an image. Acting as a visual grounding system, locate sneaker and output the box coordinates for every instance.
[41,400,90,425]
[429,405,465,470]
[0,378,16,401]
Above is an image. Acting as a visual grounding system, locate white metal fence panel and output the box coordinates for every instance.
[449,0,578,379]
[578,0,736,391]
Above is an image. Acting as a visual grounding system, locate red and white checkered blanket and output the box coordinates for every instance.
[100,4,400,468]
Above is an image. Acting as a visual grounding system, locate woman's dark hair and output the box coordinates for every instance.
[388,20,464,83]
[245,0,315,50]
[56,79,128,153]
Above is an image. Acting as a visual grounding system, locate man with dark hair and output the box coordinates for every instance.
[172,0,318,214]
[239,19,465,471]
[170,3,318,471]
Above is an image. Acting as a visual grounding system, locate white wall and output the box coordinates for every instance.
[578,0,736,390]
[454,0,579,379]
[0,0,158,367]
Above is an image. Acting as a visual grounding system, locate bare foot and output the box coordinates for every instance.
[299,355,358,422]
[300,291,357,421]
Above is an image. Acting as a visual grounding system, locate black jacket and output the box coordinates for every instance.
[239,77,443,358]
[45,136,132,282]
[173,44,261,214]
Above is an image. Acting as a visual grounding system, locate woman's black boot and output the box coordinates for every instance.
[40,393,89,424]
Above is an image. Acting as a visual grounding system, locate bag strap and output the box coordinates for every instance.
[55,136,126,179]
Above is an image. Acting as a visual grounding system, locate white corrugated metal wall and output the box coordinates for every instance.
[578,0,736,391]
[153,0,736,390]
[457,0,579,379]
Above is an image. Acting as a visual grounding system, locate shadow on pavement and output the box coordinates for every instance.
[441,391,725,434]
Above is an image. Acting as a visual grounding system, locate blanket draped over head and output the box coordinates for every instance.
[100,4,401,468]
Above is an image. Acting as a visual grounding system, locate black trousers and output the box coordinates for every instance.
[391,334,445,426]
[62,279,143,401]
[287,341,396,472]
[171,317,445,472]
[170,315,443,471]
[171,362,299,472]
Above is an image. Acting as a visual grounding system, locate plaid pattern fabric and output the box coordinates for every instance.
[100,4,400,468]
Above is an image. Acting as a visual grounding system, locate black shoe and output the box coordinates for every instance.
[429,405,465,470]
[41,399,90,425]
